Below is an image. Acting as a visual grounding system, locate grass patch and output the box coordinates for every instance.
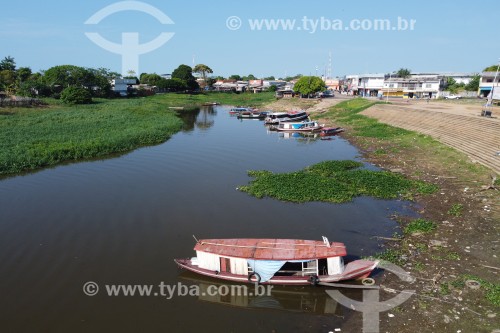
[315,98,410,139]
[413,261,425,271]
[404,218,437,234]
[446,252,460,260]
[0,92,275,175]
[450,275,500,306]
[239,160,437,203]
[447,203,464,217]
[439,283,450,295]
[372,248,406,266]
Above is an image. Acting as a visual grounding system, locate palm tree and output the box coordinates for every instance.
[193,64,213,89]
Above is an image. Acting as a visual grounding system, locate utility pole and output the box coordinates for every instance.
[386,72,392,103]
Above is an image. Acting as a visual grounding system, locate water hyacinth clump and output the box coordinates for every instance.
[239,160,437,203]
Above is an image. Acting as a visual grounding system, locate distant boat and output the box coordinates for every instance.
[264,110,308,124]
[175,237,379,285]
[274,121,324,132]
[320,127,344,136]
[202,102,220,106]
[237,111,267,120]
[229,107,253,115]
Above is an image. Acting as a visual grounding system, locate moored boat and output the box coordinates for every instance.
[229,107,253,115]
[237,111,267,119]
[274,121,324,132]
[320,127,344,136]
[174,237,379,285]
[264,110,308,124]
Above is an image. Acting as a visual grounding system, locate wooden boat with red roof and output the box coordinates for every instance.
[174,237,379,285]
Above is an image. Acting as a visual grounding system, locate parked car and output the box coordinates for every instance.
[317,90,335,98]
[445,94,462,99]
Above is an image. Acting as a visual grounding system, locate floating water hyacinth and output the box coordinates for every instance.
[238,160,437,203]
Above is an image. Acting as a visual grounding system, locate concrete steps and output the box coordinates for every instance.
[361,105,500,174]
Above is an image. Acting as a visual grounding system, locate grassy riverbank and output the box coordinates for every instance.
[0,92,275,176]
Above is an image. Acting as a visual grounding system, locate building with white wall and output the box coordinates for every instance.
[382,74,443,99]
[479,71,500,98]
[357,74,385,97]
[111,78,137,96]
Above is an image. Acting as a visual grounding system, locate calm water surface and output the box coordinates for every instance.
[0,106,416,332]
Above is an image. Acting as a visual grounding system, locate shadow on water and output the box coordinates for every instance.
[178,270,359,316]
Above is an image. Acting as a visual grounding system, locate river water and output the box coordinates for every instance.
[0,106,415,332]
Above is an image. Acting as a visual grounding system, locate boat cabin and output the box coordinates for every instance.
[277,121,321,131]
[192,238,346,282]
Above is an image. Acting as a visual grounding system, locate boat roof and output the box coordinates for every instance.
[194,238,347,260]
[281,120,316,125]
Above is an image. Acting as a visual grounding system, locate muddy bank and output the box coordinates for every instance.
[304,98,500,332]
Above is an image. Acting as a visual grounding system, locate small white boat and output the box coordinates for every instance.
[275,121,324,132]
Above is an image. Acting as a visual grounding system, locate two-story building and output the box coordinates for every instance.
[357,74,385,97]
[382,74,444,99]
[479,71,500,99]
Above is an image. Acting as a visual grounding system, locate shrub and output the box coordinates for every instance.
[60,87,92,104]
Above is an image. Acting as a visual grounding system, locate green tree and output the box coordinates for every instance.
[264,76,276,80]
[172,64,198,91]
[229,74,242,81]
[284,74,303,82]
[0,56,16,71]
[18,80,52,97]
[193,64,213,88]
[44,65,111,97]
[396,68,411,78]
[87,68,112,97]
[242,74,257,81]
[483,64,500,72]
[0,69,17,94]
[16,67,32,83]
[93,68,121,80]
[465,74,480,91]
[293,76,326,97]
[60,86,92,104]
[159,78,187,92]
[44,65,91,88]
[140,73,163,86]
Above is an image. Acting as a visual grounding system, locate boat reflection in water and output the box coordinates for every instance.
[179,271,361,316]
[274,130,344,143]
[279,132,320,140]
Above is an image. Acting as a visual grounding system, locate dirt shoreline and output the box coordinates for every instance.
[267,97,499,332]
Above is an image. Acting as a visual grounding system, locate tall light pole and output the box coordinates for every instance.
[386,72,392,103]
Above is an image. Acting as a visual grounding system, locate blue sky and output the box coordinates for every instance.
[1,0,499,78]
